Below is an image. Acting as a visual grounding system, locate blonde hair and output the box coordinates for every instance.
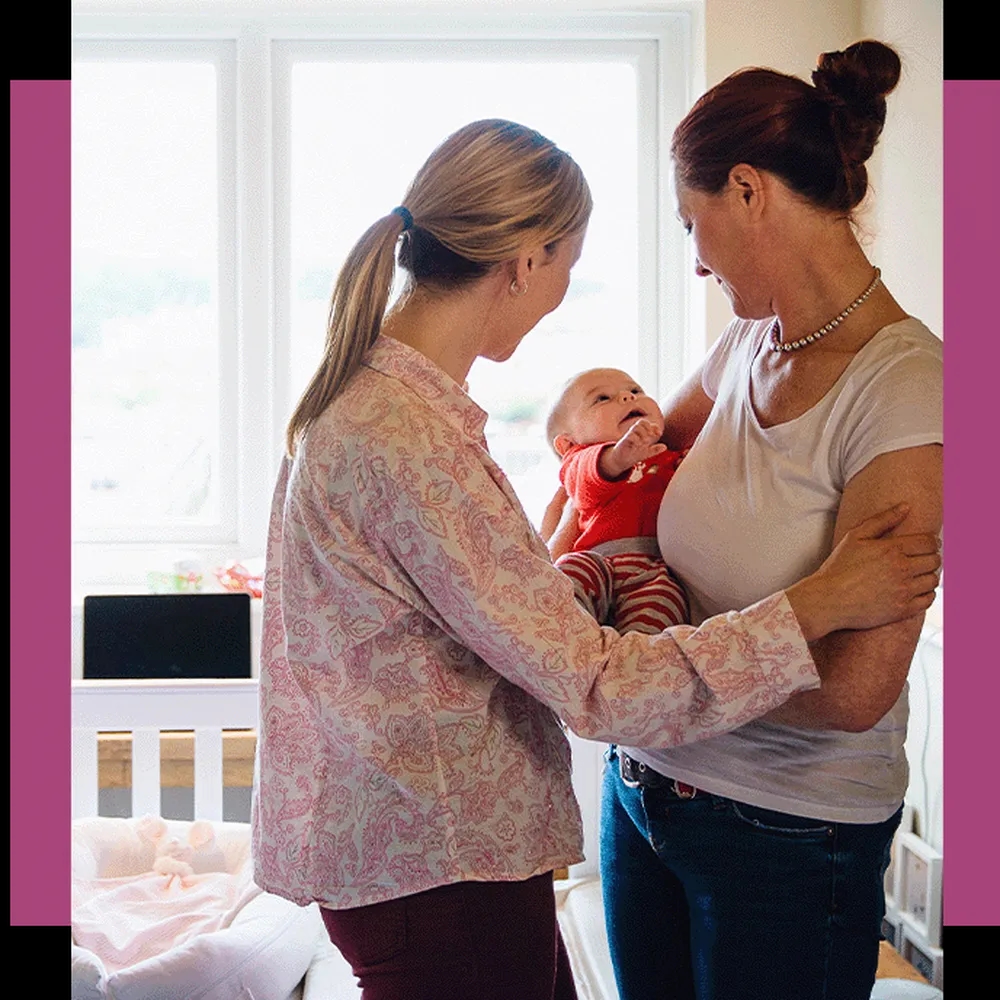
[285,119,593,455]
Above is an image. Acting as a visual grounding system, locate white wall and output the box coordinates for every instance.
[696,0,943,349]
[861,0,943,340]
[905,625,944,852]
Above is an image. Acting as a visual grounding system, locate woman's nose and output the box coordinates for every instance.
[694,259,711,278]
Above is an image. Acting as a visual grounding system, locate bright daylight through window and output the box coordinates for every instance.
[286,57,640,523]
[70,15,692,595]
[73,60,225,537]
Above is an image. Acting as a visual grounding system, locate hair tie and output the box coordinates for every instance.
[391,206,414,231]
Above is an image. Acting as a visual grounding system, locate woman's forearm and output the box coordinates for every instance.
[659,367,714,450]
[763,613,926,730]
[772,447,942,729]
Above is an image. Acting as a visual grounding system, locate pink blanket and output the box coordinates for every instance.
[72,867,262,973]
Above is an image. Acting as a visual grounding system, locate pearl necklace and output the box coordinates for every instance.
[769,267,882,352]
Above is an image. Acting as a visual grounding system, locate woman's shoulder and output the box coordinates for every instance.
[867,317,943,364]
[832,318,943,486]
[843,318,942,395]
[833,318,942,453]
[702,317,771,398]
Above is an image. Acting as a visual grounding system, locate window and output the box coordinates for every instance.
[71,6,699,596]
[72,43,236,545]
[279,43,651,521]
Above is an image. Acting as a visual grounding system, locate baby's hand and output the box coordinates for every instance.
[599,418,668,480]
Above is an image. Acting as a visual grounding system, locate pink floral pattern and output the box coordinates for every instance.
[251,336,820,908]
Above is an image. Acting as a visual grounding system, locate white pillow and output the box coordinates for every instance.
[72,818,324,1000]
[300,939,362,1000]
[104,894,326,1000]
[71,944,107,1000]
[870,980,944,1000]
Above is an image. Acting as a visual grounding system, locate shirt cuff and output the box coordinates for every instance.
[683,590,822,708]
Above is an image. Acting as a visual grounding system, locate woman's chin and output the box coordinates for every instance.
[729,299,771,322]
[487,333,531,364]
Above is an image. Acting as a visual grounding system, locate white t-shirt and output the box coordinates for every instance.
[625,316,943,823]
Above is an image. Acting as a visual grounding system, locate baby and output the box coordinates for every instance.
[544,367,688,634]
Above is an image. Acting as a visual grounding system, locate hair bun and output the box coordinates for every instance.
[812,39,901,165]
[813,39,901,104]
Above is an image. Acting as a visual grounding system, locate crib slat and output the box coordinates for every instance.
[131,727,162,817]
[72,729,99,819]
[71,680,260,821]
[194,727,225,821]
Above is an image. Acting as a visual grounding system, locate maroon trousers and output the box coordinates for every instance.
[320,872,578,1000]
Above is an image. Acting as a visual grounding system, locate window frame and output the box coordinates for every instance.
[71,37,241,547]
[71,5,703,592]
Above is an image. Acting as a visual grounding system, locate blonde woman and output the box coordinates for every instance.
[251,119,940,1000]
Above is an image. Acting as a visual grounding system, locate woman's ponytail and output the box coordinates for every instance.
[285,213,406,455]
[285,119,591,455]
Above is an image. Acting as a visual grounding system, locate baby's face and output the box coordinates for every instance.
[563,369,664,446]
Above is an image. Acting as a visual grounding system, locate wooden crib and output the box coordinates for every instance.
[71,678,258,821]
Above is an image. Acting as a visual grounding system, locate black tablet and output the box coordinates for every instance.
[83,593,252,680]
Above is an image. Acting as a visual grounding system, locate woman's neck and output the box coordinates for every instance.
[381,281,502,386]
[766,223,907,351]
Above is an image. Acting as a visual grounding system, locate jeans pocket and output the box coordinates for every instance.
[729,800,834,839]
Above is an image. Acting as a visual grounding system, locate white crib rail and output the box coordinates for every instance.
[71,679,259,822]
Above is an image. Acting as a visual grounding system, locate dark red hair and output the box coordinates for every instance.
[672,40,901,214]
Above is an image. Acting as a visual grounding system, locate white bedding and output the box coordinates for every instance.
[73,867,261,973]
[71,816,617,1000]
[71,817,324,1000]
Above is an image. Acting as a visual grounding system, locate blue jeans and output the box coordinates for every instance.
[600,748,901,1000]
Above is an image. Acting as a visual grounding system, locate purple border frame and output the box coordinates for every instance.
[10,80,72,925]
[942,79,999,927]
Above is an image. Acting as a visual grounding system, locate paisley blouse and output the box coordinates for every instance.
[251,335,820,909]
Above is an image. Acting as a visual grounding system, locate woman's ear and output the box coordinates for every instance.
[504,250,533,294]
[519,248,535,279]
[728,164,765,216]
[519,242,552,279]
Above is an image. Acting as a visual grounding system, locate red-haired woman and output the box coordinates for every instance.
[596,41,942,1000]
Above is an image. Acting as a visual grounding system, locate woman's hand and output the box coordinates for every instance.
[539,485,568,544]
[785,502,940,642]
[539,486,581,561]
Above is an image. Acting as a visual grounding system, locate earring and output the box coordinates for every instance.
[510,279,528,297]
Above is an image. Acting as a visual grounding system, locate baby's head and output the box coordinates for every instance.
[546,368,664,457]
